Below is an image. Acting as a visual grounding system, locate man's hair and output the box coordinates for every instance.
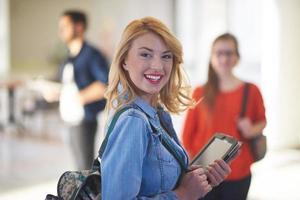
[62,10,88,30]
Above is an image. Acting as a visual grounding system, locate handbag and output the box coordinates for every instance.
[45,106,186,200]
[240,83,267,162]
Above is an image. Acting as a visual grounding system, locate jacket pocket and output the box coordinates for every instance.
[157,144,180,190]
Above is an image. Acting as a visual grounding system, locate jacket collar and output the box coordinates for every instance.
[133,97,157,120]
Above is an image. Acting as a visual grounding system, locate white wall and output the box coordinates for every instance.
[176,0,229,86]
[276,0,300,148]
[91,0,174,60]
[260,0,300,149]
[10,0,96,77]
[261,0,280,149]
[0,0,9,78]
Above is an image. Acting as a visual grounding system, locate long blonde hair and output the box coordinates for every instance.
[105,17,193,114]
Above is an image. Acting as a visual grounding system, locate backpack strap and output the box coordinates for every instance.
[157,110,187,172]
[92,106,132,171]
[98,106,132,158]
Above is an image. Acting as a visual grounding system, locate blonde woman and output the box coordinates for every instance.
[101,17,231,200]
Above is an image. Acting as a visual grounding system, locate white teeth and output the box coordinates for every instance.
[145,75,161,80]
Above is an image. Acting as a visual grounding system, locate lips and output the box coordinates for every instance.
[144,74,163,84]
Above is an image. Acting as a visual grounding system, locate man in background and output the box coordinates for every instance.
[57,10,109,170]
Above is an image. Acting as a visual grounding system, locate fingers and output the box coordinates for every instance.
[197,172,206,180]
[206,166,222,186]
[202,183,212,196]
[178,166,214,199]
[188,165,205,174]
[189,167,212,195]
[206,160,231,187]
[196,169,213,195]
[188,164,202,171]
[215,159,231,174]
[197,174,212,196]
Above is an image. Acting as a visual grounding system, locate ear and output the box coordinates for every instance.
[122,62,129,70]
[73,24,82,38]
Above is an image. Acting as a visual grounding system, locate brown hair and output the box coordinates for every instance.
[203,33,240,109]
[105,17,193,114]
[62,10,87,30]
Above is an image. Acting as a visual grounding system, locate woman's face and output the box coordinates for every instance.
[211,39,239,76]
[123,32,173,104]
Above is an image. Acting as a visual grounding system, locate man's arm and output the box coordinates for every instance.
[78,81,106,105]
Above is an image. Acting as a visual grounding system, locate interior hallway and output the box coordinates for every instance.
[1,0,300,199]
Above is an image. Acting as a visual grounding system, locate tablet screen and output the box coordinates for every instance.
[191,137,233,167]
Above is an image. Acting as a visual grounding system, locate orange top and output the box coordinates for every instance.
[182,83,266,180]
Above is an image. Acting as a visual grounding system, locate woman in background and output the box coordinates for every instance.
[182,33,266,200]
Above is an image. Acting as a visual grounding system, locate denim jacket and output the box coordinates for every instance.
[101,97,189,199]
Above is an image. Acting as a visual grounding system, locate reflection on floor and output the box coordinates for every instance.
[248,149,300,200]
[0,132,74,196]
[0,133,300,200]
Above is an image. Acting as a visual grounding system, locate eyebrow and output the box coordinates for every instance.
[138,47,172,54]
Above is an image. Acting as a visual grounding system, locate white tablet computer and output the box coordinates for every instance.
[190,133,242,167]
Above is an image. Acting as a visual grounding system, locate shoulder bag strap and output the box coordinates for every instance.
[240,83,250,118]
[238,82,251,142]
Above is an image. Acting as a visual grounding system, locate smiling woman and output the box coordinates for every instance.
[105,16,191,114]
[122,32,173,104]
[101,17,232,200]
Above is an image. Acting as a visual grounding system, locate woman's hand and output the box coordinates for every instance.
[174,165,212,200]
[205,159,231,187]
[237,117,267,139]
[237,117,253,139]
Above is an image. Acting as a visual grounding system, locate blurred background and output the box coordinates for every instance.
[0,0,300,199]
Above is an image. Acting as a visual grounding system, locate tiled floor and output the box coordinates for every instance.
[1,125,300,200]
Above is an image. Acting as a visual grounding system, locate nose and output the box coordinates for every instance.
[219,54,228,63]
[217,53,231,65]
[150,55,164,70]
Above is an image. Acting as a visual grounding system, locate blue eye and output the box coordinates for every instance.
[162,54,173,60]
[140,52,151,58]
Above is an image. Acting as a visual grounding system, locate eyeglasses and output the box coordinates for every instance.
[213,50,236,57]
